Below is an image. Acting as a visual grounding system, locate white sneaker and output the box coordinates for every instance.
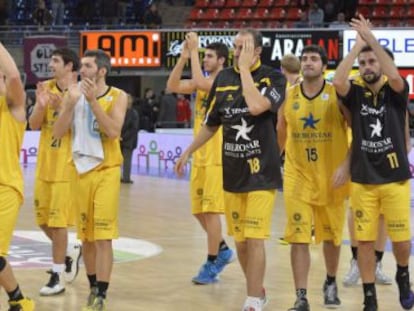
[343,258,360,287]
[261,288,268,309]
[64,244,82,283]
[375,262,392,285]
[40,271,65,296]
[242,296,263,311]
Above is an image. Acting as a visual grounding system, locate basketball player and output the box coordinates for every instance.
[333,15,414,310]
[278,45,350,311]
[0,41,35,310]
[167,32,234,284]
[54,49,127,310]
[175,29,286,311]
[29,47,82,296]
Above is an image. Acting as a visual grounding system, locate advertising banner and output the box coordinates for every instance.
[261,30,341,69]
[343,30,414,68]
[399,69,414,100]
[23,36,67,85]
[163,30,237,68]
[80,31,161,68]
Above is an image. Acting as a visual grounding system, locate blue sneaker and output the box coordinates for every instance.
[192,261,219,285]
[215,248,236,273]
[396,272,414,310]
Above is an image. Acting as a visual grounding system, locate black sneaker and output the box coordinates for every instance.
[323,280,341,308]
[288,297,310,311]
[396,271,414,310]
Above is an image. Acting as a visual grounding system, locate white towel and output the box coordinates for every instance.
[72,93,104,174]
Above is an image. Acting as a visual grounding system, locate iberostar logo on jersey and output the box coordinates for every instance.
[9,231,162,269]
[224,117,261,159]
[359,104,393,154]
[292,113,332,143]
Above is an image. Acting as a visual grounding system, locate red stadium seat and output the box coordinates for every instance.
[238,8,254,20]
[232,20,248,28]
[253,7,270,20]
[389,6,405,18]
[195,0,210,8]
[218,8,236,20]
[285,7,301,20]
[211,0,226,7]
[199,8,219,20]
[393,0,407,4]
[356,6,371,17]
[376,0,390,4]
[189,8,204,21]
[249,20,265,28]
[258,0,274,8]
[241,0,258,7]
[371,6,387,18]
[226,0,242,7]
[387,19,402,27]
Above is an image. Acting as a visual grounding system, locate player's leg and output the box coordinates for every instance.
[374,215,392,285]
[343,206,360,287]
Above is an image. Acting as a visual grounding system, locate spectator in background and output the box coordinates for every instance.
[329,12,349,29]
[50,0,64,25]
[320,0,338,24]
[140,88,159,132]
[176,94,191,128]
[158,89,177,128]
[297,0,310,11]
[101,0,118,25]
[32,0,53,27]
[295,11,309,28]
[121,94,139,184]
[308,3,324,28]
[143,3,162,29]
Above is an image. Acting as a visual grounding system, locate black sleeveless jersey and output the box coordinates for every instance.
[341,77,411,184]
[205,62,286,192]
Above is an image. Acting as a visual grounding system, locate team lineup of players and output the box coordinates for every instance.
[0,13,413,311]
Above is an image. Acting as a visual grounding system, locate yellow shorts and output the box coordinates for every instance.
[0,185,21,256]
[190,165,224,214]
[75,167,121,241]
[34,179,75,227]
[351,181,411,242]
[284,196,346,246]
[224,190,276,242]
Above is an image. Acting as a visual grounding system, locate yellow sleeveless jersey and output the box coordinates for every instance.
[94,86,123,170]
[36,79,74,182]
[192,89,222,167]
[284,81,349,205]
[0,96,25,198]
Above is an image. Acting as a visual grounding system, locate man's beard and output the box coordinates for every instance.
[362,72,381,84]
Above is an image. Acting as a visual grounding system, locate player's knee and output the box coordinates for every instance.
[0,256,7,272]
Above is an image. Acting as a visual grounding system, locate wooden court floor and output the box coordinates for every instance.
[1,165,413,310]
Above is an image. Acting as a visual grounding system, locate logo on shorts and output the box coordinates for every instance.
[293,213,301,222]
[232,212,239,220]
[355,210,363,218]
[34,199,39,207]
[196,188,203,196]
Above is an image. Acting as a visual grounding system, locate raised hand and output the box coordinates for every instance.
[238,36,256,70]
[186,32,199,52]
[81,78,98,103]
[35,82,49,109]
[350,14,376,46]
[66,83,82,108]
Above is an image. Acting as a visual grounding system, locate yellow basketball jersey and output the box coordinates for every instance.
[0,96,25,198]
[284,81,349,205]
[36,79,74,182]
[94,86,123,170]
[192,89,222,167]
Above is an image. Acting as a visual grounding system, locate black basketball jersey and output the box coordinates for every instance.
[341,77,411,184]
[205,61,286,192]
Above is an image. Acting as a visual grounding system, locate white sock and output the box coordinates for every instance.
[244,296,262,310]
[52,263,65,274]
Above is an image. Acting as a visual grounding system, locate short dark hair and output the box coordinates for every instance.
[359,45,394,60]
[301,45,328,65]
[52,47,79,72]
[238,29,263,48]
[206,42,229,62]
[83,49,111,75]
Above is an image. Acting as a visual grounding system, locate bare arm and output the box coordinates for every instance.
[276,102,287,151]
[0,42,26,122]
[351,15,404,92]
[174,125,219,177]
[187,32,215,93]
[332,33,365,97]
[166,41,196,95]
[53,83,79,138]
[238,38,271,115]
[29,82,48,130]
